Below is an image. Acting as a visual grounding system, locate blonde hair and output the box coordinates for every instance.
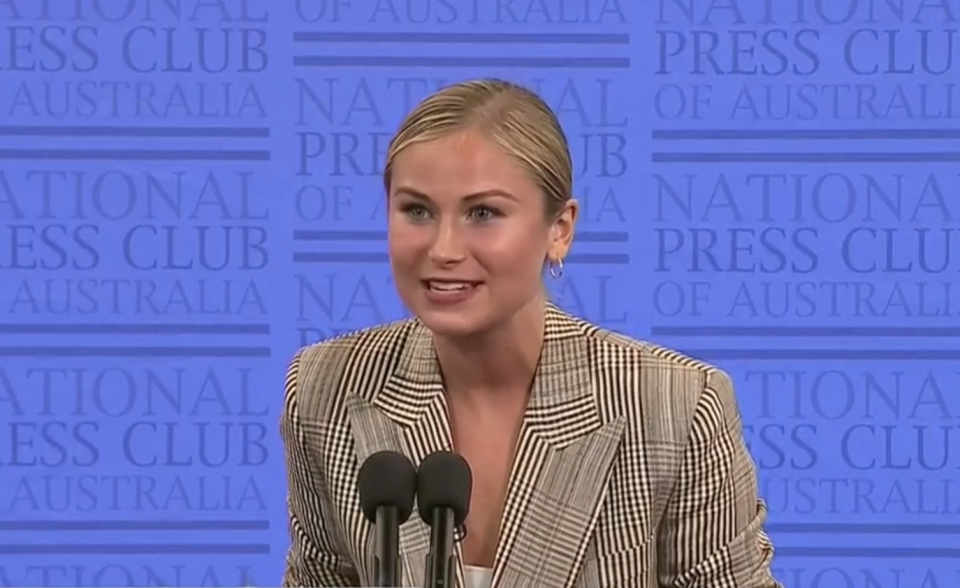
[383,78,573,218]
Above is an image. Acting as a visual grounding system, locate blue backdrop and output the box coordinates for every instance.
[0,0,957,586]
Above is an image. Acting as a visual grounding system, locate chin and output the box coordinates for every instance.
[415,309,492,339]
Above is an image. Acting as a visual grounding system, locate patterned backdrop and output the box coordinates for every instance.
[0,0,957,586]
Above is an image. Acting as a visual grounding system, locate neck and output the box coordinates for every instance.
[432,297,546,403]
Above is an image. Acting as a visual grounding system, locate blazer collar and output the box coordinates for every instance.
[347,301,626,588]
[373,301,593,426]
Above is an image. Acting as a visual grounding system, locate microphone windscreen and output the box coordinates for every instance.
[358,450,417,524]
[416,451,472,526]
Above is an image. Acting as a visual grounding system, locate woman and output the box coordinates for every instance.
[280,78,782,588]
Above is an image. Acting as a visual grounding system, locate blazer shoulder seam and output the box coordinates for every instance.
[295,317,415,358]
[288,319,416,416]
[583,324,720,377]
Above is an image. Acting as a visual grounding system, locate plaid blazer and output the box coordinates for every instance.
[280,302,782,588]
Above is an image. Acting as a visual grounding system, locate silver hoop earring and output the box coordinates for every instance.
[549,258,564,279]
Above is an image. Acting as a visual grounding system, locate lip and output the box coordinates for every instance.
[422,277,481,283]
[421,280,482,306]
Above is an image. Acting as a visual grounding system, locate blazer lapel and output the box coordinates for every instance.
[344,304,625,588]
[344,321,464,588]
[492,303,627,588]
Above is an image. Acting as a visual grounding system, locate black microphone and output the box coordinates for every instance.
[359,450,417,587]
[417,451,472,588]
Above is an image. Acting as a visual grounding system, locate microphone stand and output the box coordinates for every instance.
[375,506,400,587]
[424,508,455,588]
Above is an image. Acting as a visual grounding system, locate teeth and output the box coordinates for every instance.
[429,282,470,291]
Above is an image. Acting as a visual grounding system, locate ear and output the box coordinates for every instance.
[548,199,578,261]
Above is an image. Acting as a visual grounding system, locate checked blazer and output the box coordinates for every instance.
[280,302,782,588]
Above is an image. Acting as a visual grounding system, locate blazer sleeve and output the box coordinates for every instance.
[656,369,783,588]
[280,352,359,587]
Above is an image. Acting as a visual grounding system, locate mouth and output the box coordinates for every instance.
[422,280,481,292]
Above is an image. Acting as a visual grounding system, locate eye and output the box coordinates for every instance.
[401,203,430,220]
[469,205,499,221]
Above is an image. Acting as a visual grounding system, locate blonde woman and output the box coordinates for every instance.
[280,79,782,588]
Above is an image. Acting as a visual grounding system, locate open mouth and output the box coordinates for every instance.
[424,281,479,292]
[421,280,483,304]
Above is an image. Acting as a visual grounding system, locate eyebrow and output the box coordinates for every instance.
[393,186,517,202]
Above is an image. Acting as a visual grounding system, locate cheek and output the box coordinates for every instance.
[469,226,547,272]
[388,223,427,263]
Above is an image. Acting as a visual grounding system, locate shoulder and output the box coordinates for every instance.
[576,316,727,389]
[294,317,416,370]
[284,318,418,417]
[570,315,735,432]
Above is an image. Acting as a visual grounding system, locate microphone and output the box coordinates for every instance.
[417,451,472,588]
[359,450,417,587]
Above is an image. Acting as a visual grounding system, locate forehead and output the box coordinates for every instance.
[390,131,538,197]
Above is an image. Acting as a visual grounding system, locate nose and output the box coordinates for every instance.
[428,219,466,265]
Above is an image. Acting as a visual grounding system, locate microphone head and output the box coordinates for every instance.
[358,450,417,524]
[416,451,472,526]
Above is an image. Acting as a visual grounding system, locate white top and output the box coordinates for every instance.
[463,565,493,588]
